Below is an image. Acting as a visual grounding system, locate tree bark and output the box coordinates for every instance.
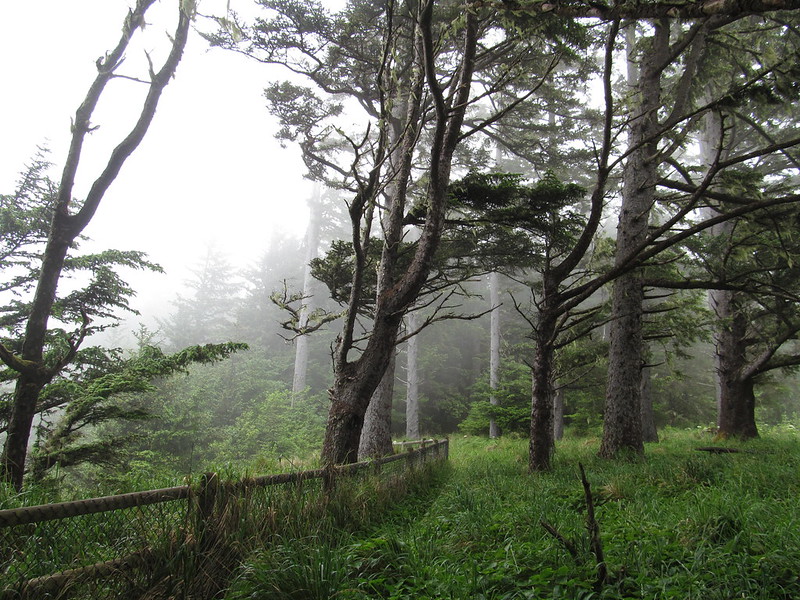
[714,290,759,438]
[405,312,421,440]
[529,274,559,471]
[489,271,501,439]
[600,21,668,459]
[640,365,659,442]
[359,347,397,459]
[324,310,404,464]
[553,386,565,441]
[600,271,646,458]
[718,374,758,439]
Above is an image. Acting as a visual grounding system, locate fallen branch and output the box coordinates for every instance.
[579,462,607,591]
[695,446,742,454]
[539,464,609,591]
[540,520,582,563]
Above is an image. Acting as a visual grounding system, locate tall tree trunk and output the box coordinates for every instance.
[700,98,757,437]
[489,271,501,439]
[405,312,420,440]
[714,290,759,438]
[640,364,658,442]
[529,273,559,471]
[324,310,404,464]
[292,184,323,400]
[600,21,668,459]
[359,347,397,459]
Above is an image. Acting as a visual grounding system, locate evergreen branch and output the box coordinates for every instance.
[457,54,561,143]
[49,308,92,378]
[489,0,800,20]
[396,291,496,345]
[744,324,800,379]
[644,278,800,302]
[553,18,618,281]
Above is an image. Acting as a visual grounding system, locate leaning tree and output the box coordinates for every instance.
[0,0,191,490]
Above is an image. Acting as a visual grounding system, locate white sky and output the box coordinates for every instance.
[0,0,318,322]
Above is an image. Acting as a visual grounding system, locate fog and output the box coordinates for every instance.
[0,1,317,337]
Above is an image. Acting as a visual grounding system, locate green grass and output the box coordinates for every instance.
[224,429,800,599]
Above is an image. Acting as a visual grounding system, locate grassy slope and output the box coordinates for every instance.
[225,429,800,599]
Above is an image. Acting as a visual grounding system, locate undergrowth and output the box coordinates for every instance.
[224,429,800,599]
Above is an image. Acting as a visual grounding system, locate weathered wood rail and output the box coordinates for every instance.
[0,438,448,599]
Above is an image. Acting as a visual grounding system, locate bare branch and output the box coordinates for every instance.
[270,282,342,341]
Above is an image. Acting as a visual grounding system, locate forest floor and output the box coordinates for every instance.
[223,428,800,599]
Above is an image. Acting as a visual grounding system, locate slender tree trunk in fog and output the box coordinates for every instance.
[702,97,728,429]
[359,347,397,459]
[710,291,727,429]
[700,105,758,437]
[292,184,323,400]
[406,312,420,440]
[526,22,618,472]
[553,386,565,441]
[489,272,501,439]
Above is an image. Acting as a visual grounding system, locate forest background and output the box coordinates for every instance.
[1,0,800,494]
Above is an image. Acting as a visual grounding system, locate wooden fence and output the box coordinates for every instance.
[0,438,448,599]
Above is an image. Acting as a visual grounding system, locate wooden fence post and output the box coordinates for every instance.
[197,472,218,553]
[322,464,336,494]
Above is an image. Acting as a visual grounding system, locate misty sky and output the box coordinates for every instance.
[1,1,322,324]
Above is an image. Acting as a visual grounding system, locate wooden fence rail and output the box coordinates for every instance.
[0,438,448,599]
[0,486,190,528]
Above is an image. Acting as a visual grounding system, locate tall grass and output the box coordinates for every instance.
[221,460,450,600]
[224,429,800,599]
